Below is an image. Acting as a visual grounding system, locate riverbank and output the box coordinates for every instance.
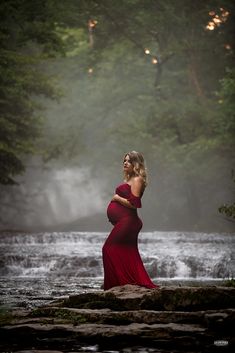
[0,284,234,352]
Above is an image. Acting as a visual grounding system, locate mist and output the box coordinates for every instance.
[0,74,234,234]
[0,2,234,233]
[1,52,234,232]
[0,160,109,231]
[0,159,233,232]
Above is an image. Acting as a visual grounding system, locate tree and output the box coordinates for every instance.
[0,0,64,184]
[1,0,234,231]
[43,0,234,230]
[218,68,235,222]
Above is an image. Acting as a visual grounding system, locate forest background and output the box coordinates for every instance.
[0,0,234,232]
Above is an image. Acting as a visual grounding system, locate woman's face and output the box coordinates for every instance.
[123,154,134,174]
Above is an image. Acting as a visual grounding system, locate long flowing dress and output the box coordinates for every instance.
[102,182,157,290]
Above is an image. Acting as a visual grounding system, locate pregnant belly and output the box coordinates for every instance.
[107,201,136,225]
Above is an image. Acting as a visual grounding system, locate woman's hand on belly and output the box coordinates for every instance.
[111,194,136,209]
[111,194,120,202]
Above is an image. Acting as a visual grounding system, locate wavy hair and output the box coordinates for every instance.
[123,151,148,186]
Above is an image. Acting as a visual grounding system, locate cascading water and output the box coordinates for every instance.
[0,231,234,308]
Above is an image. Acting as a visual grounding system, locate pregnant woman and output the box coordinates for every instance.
[102,151,158,290]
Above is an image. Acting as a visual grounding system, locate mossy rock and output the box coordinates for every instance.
[62,292,127,311]
[140,287,235,311]
[30,307,89,325]
[51,286,235,312]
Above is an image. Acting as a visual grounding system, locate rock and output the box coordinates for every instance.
[23,306,235,327]
[0,285,234,352]
[15,351,63,353]
[57,284,235,311]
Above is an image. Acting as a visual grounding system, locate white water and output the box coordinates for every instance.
[0,231,234,308]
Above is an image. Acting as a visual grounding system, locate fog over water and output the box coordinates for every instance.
[0,159,233,232]
[0,54,234,233]
[0,163,108,231]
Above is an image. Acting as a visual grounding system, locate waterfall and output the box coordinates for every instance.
[0,231,234,279]
[0,231,234,308]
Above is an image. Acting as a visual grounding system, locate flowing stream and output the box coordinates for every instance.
[0,231,234,309]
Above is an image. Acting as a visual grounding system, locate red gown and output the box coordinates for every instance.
[102,182,157,290]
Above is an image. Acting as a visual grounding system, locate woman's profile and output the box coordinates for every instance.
[102,151,158,290]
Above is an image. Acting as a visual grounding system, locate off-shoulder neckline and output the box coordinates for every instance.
[121,182,145,196]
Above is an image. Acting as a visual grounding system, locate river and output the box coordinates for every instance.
[0,231,234,309]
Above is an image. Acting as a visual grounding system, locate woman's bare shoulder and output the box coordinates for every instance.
[130,176,145,196]
[132,176,144,184]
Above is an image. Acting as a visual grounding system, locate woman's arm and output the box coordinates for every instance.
[112,177,144,209]
[112,194,136,209]
[130,176,144,197]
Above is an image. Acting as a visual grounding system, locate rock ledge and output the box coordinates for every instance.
[0,285,234,352]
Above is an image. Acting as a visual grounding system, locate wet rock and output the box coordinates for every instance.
[58,284,235,311]
[15,351,64,353]
[0,285,234,352]
[29,306,235,327]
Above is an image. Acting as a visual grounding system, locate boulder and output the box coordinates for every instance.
[0,285,234,352]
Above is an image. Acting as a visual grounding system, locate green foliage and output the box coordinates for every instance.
[217,69,235,222]
[0,0,234,230]
[218,170,235,221]
[217,68,235,139]
[219,203,235,219]
[41,0,234,230]
[0,0,65,184]
[223,278,235,287]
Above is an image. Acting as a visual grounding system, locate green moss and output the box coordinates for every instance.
[223,279,235,287]
[30,307,88,325]
[0,308,15,326]
[61,292,127,311]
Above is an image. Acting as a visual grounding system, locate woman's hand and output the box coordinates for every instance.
[111,193,136,209]
[112,194,120,202]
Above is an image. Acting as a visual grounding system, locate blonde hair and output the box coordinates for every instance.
[123,151,148,186]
